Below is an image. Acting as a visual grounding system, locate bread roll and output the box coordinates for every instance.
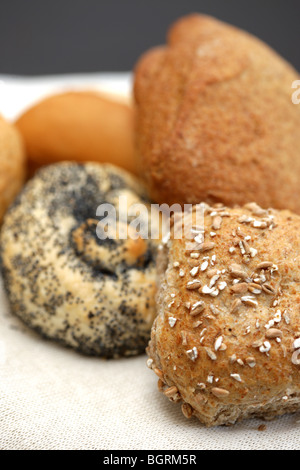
[15,91,137,176]
[1,162,159,358]
[134,14,300,213]
[0,116,25,223]
[147,202,300,426]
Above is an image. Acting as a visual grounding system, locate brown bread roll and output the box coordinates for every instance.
[134,14,300,213]
[147,202,300,426]
[15,91,137,177]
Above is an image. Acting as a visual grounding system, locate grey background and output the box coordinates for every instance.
[0,0,299,75]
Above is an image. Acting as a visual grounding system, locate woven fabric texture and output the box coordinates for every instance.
[1,277,300,450]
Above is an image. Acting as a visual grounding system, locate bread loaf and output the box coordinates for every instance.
[134,14,300,212]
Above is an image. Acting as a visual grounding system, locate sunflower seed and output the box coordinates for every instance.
[198,242,216,252]
[262,284,276,295]
[186,280,202,290]
[292,350,300,366]
[230,283,249,294]
[229,264,248,279]
[241,296,258,307]
[164,386,179,398]
[257,261,273,270]
[190,301,205,316]
[181,403,193,419]
[205,347,217,361]
[230,298,242,314]
[212,216,223,230]
[266,328,282,339]
[211,388,230,398]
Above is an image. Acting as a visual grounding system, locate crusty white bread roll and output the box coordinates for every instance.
[15,91,137,177]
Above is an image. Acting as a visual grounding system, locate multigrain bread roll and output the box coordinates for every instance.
[15,91,136,177]
[0,162,159,358]
[147,202,300,426]
[134,14,300,213]
[0,116,25,223]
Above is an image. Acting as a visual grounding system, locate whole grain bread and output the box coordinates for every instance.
[147,202,300,426]
[134,14,300,213]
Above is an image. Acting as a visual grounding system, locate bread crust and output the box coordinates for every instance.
[147,202,300,426]
[134,14,300,213]
[0,116,25,223]
[15,91,137,177]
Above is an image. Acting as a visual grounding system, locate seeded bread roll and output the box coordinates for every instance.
[0,162,159,358]
[134,14,300,213]
[0,116,26,223]
[147,202,300,426]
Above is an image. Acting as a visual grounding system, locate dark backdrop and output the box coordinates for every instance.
[0,0,299,75]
